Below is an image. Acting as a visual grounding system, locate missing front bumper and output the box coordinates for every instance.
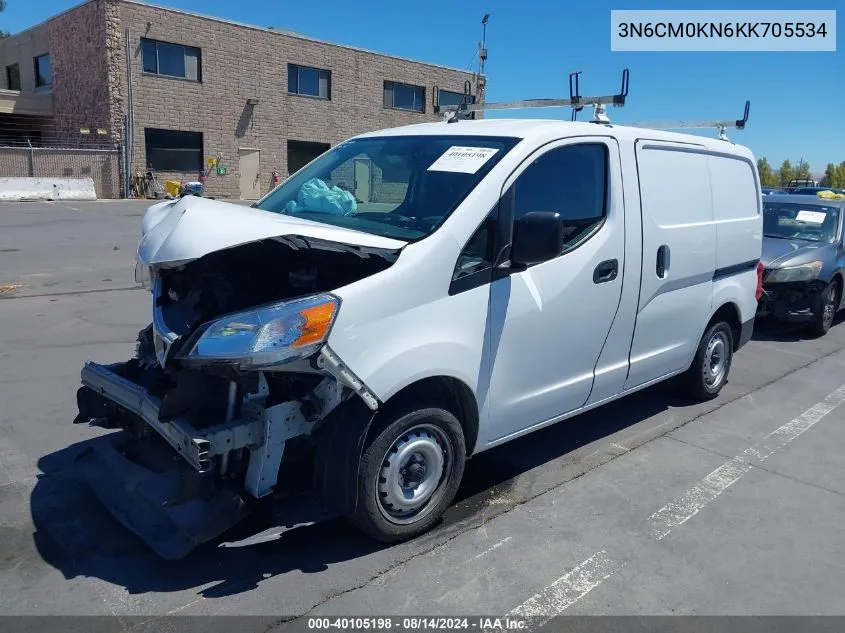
[79,361,262,472]
[74,434,249,560]
[756,282,820,322]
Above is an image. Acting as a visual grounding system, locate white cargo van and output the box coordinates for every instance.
[75,117,763,559]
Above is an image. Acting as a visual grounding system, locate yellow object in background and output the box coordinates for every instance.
[164,180,182,197]
[818,190,845,200]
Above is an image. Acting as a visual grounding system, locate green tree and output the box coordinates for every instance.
[794,158,811,181]
[757,158,778,187]
[821,164,834,187]
[0,1,7,40]
[835,162,845,189]
[778,160,794,187]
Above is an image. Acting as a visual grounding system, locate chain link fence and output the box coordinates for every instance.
[0,117,124,198]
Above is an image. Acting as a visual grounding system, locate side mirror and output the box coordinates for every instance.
[510,211,564,266]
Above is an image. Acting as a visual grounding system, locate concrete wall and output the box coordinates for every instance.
[116,0,480,198]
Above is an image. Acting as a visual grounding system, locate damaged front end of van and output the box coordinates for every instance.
[72,196,402,560]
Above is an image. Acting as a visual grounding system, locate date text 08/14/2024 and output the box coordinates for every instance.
[307,618,528,630]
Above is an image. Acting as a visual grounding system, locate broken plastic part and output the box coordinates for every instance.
[317,346,379,410]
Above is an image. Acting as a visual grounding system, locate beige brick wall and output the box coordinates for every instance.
[2,0,482,199]
[117,0,481,199]
[0,1,118,141]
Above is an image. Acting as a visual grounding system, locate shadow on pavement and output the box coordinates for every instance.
[29,381,685,599]
[752,313,845,343]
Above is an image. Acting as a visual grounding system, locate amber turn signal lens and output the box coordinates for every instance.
[292,302,337,347]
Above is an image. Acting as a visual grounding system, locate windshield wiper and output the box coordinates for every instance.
[763,234,789,239]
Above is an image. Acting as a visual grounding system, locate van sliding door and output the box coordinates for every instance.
[625,141,717,390]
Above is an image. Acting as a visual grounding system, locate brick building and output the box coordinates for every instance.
[0,0,482,198]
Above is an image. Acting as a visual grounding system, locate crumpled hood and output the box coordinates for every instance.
[761,237,831,269]
[137,196,408,267]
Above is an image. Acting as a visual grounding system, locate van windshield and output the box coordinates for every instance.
[255,135,520,241]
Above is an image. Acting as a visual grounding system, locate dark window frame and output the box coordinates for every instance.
[33,54,52,89]
[287,63,331,100]
[5,63,21,91]
[383,80,426,113]
[144,128,204,173]
[141,37,202,82]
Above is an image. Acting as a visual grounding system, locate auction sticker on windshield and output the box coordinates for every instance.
[428,146,499,174]
[797,210,827,224]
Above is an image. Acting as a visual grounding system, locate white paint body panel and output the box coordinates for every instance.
[136,195,407,267]
[139,119,762,456]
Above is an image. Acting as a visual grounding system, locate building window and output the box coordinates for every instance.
[287,140,330,175]
[5,63,21,91]
[288,64,331,99]
[34,54,52,88]
[141,38,201,82]
[383,81,425,112]
[144,128,203,173]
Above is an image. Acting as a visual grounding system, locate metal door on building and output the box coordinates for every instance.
[354,158,372,203]
[238,148,261,200]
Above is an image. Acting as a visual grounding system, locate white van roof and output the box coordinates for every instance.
[354,118,754,159]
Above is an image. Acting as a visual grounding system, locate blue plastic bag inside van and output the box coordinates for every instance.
[284,178,357,215]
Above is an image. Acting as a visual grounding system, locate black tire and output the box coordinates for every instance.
[682,321,734,401]
[351,404,466,544]
[809,280,840,337]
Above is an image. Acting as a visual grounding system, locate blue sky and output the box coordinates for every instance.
[2,0,842,170]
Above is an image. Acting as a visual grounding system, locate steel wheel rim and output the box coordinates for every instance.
[703,331,729,388]
[377,423,454,525]
[822,285,837,328]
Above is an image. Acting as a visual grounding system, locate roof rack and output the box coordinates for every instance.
[434,68,630,124]
[626,101,751,141]
[433,69,750,140]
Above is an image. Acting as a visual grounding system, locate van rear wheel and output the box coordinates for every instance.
[683,321,734,401]
[351,405,466,543]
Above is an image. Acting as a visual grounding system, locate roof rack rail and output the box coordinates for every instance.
[434,68,630,124]
[626,100,751,141]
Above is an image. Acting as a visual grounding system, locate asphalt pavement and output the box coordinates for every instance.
[1,201,844,628]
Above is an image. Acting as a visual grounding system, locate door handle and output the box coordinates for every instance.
[656,245,669,278]
[593,259,619,284]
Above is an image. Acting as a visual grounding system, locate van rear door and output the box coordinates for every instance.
[625,141,716,390]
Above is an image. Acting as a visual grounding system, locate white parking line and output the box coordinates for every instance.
[463,536,512,565]
[647,383,845,540]
[505,550,624,624]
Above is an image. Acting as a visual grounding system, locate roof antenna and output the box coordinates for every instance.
[447,80,474,123]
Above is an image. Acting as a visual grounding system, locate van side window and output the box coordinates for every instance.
[453,215,493,281]
[512,143,608,252]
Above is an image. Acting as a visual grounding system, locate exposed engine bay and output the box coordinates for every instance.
[73,235,398,559]
[155,236,396,341]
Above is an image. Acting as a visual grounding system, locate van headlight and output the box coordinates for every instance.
[765,261,823,283]
[180,293,340,369]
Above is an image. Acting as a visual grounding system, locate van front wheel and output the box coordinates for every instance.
[683,321,734,401]
[351,406,466,543]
